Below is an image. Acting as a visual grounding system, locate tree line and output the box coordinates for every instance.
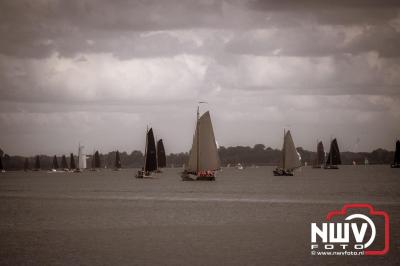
[0,145,395,171]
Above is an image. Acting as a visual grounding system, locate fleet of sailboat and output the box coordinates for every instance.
[273,130,302,176]
[1,105,398,175]
[181,105,220,181]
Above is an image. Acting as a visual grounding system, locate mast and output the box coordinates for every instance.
[196,105,200,173]
[330,138,333,166]
[144,126,148,172]
[283,129,286,170]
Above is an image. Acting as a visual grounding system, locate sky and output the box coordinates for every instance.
[0,0,400,156]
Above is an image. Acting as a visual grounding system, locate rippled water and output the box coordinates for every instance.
[0,166,399,265]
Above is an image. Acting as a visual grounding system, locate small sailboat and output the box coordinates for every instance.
[24,158,29,172]
[33,155,41,171]
[181,105,220,181]
[114,150,122,171]
[136,128,157,178]
[273,130,302,176]
[236,163,244,170]
[89,150,101,171]
[391,140,400,168]
[49,155,59,172]
[74,144,86,173]
[157,139,167,171]
[94,151,101,169]
[324,138,341,169]
[0,156,5,173]
[61,155,69,171]
[312,141,325,168]
[70,153,76,171]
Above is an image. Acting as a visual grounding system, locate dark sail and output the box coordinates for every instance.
[115,150,122,169]
[94,151,101,168]
[91,152,96,169]
[317,141,325,165]
[0,156,3,171]
[157,139,166,168]
[61,155,68,169]
[35,155,41,170]
[145,128,157,172]
[70,153,76,169]
[326,139,341,165]
[393,140,400,165]
[52,155,59,169]
[24,158,29,171]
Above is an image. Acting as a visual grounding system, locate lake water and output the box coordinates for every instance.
[0,166,399,265]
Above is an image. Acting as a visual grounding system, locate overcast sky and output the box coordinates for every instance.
[0,0,400,156]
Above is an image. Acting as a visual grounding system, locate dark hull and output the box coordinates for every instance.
[273,168,293,176]
[391,164,400,168]
[181,172,215,181]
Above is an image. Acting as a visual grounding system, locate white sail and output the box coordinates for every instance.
[78,145,86,169]
[279,130,301,171]
[186,111,220,172]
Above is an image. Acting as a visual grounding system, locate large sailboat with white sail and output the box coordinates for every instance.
[273,130,302,176]
[181,104,220,181]
[136,127,157,178]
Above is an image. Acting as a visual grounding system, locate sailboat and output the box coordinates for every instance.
[74,144,86,172]
[273,130,302,176]
[312,141,325,168]
[89,150,101,171]
[156,139,166,172]
[94,151,101,169]
[324,138,341,169]
[181,105,220,181]
[33,155,41,171]
[70,153,76,171]
[49,155,59,172]
[114,150,122,171]
[0,156,4,173]
[61,155,69,171]
[136,128,157,178]
[391,140,400,168]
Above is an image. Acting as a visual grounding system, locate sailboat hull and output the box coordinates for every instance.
[135,170,153,179]
[181,172,215,181]
[273,168,293,176]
